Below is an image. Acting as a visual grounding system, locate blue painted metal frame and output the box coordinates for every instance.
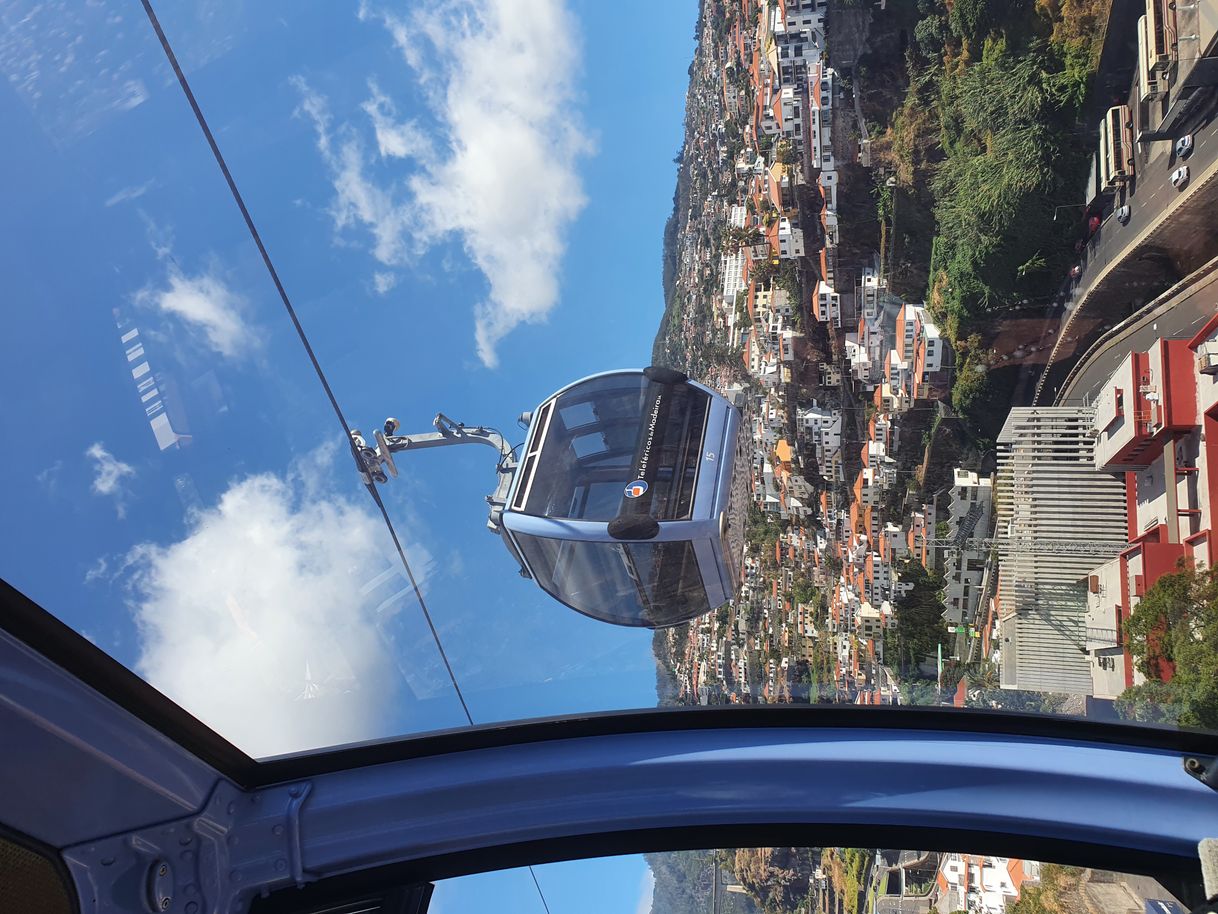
[3,598,1218,913]
[0,621,219,849]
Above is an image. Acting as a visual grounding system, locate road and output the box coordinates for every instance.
[874,893,935,914]
[1033,88,1218,403]
[1057,252,1218,404]
[1072,86,1218,308]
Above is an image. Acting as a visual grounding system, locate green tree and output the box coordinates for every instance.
[745,501,785,549]
[724,225,764,250]
[898,678,940,706]
[1117,564,1218,729]
[965,661,1001,690]
[890,559,950,672]
[753,258,778,286]
[929,39,1092,338]
[913,14,947,62]
[948,0,1001,42]
[791,577,818,606]
[1009,864,1081,914]
[951,357,991,419]
[775,260,802,298]
[824,554,843,580]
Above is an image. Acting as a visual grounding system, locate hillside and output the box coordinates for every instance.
[862,0,1112,436]
[647,851,761,914]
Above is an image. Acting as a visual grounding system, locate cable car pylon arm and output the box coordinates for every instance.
[350,413,515,486]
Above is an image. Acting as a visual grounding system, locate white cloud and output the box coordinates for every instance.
[104,180,154,207]
[122,455,434,757]
[140,213,175,261]
[635,868,655,914]
[361,82,433,160]
[85,442,135,518]
[84,557,109,584]
[36,459,64,495]
[294,80,416,268]
[373,271,398,294]
[138,265,252,358]
[301,0,591,367]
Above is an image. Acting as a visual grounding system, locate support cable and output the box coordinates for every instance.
[138,5,553,905]
[138,0,353,446]
[137,0,477,726]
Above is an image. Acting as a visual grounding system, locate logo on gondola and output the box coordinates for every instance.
[625,480,649,499]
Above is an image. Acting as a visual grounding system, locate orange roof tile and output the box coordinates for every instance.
[895,304,911,361]
[1006,859,1027,892]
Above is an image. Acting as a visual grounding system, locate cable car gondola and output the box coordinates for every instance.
[352,367,749,628]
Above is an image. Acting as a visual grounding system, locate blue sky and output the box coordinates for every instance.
[0,0,696,769]
[431,855,652,914]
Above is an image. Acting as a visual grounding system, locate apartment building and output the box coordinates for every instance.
[936,855,1040,914]
[941,469,995,627]
[814,279,842,327]
[721,248,748,308]
[775,216,805,258]
[894,303,946,399]
[1079,324,1218,697]
[797,404,842,461]
[994,408,1129,694]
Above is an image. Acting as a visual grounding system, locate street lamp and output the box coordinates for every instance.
[1053,203,1087,220]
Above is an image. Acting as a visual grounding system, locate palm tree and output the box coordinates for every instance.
[966,661,1000,690]
[722,225,763,250]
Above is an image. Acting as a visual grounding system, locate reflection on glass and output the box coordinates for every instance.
[432,848,1197,914]
[0,0,471,758]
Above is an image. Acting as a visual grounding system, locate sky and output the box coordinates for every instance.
[430,855,652,914]
[0,0,697,786]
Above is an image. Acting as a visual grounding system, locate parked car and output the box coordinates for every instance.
[1175,133,1194,159]
[1171,165,1190,189]
[1069,264,1083,279]
[1116,204,1131,225]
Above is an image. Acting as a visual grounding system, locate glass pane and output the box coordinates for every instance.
[4,0,1217,760]
[523,376,709,523]
[514,536,711,628]
[630,540,712,625]
[431,848,1200,914]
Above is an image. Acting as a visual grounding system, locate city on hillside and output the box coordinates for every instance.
[647,0,1218,909]
[646,846,1190,914]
